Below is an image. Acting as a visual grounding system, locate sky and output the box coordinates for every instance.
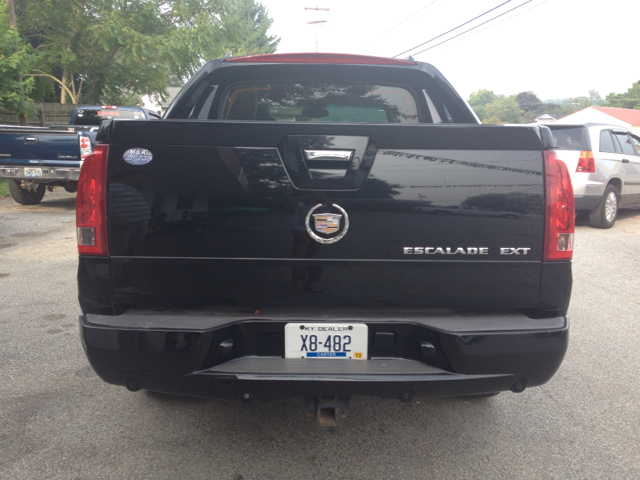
[258,0,640,102]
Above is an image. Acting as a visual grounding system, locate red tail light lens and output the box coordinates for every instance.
[76,144,109,256]
[544,150,575,261]
[576,151,595,173]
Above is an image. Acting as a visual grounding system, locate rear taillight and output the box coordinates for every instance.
[576,151,595,173]
[544,150,575,261]
[76,144,109,256]
[79,134,93,161]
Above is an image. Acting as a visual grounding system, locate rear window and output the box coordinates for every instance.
[218,82,419,123]
[549,127,582,150]
[73,109,145,125]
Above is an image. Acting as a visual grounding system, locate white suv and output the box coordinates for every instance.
[546,123,640,228]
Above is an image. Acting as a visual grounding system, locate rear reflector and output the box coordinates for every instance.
[576,151,595,173]
[224,53,416,65]
[76,144,109,256]
[543,150,575,261]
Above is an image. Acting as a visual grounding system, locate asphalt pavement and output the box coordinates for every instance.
[0,190,639,479]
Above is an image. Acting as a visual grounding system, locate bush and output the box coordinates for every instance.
[0,179,9,196]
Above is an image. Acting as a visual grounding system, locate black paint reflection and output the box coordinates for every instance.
[108,175,152,294]
[289,193,327,294]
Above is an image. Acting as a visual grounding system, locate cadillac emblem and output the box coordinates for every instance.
[305,204,349,244]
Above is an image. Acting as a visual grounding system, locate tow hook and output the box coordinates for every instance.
[304,396,350,426]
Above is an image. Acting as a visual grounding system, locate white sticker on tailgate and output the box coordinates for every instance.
[285,323,368,360]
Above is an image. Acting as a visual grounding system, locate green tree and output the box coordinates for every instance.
[468,89,497,107]
[484,95,523,124]
[589,90,603,106]
[603,82,640,109]
[167,72,187,88]
[558,97,590,114]
[17,0,278,104]
[468,89,497,120]
[0,8,35,117]
[481,115,503,125]
[98,89,144,107]
[221,0,279,56]
[515,91,542,112]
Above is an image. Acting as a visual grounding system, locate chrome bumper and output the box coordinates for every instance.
[0,165,82,181]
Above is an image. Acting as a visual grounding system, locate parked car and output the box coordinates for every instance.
[545,123,640,228]
[67,105,161,126]
[0,105,160,205]
[0,125,94,204]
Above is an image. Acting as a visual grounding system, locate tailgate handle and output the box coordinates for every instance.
[303,149,353,163]
[303,149,355,180]
[24,136,39,144]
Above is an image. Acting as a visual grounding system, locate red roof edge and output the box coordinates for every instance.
[591,106,640,125]
[224,53,416,66]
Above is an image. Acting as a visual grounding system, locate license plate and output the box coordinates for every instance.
[24,168,42,178]
[285,323,368,360]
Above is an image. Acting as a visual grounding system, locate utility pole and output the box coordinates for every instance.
[305,6,329,53]
[6,0,27,125]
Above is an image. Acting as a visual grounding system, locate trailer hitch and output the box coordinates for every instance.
[20,180,39,192]
[304,396,350,426]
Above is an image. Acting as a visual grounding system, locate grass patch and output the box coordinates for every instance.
[0,179,9,196]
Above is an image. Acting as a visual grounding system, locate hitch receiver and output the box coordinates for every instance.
[304,396,350,426]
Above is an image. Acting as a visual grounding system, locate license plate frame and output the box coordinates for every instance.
[284,323,368,360]
[24,168,42,178]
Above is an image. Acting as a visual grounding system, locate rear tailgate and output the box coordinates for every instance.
[0,128,81,166]
[103,120,547,311]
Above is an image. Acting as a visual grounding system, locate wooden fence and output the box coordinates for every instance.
[0,103,77,126]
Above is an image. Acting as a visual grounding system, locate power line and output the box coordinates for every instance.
[394,0,513,58]
[351,0,443,53]
[410,0,534,56]
[417,0,549,55]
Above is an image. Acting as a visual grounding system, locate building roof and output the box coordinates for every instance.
[535,113,566,120]
[591,106,640,125]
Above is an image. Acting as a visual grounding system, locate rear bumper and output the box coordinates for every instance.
[574,194,602,212]
[0,165,81,181]
[80,311,569,400]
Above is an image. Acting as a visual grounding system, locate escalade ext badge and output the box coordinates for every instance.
[305,203,350,244]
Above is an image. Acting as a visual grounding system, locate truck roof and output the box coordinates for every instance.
[223,52,417,66]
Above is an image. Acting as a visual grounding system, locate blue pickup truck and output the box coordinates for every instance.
[0,105,160,204]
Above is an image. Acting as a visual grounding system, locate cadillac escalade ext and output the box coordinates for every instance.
[76,53,574,425]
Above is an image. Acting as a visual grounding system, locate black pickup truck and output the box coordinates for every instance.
[77,53,574,425]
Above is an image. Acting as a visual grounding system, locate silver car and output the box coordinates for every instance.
[546,123,640,228]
